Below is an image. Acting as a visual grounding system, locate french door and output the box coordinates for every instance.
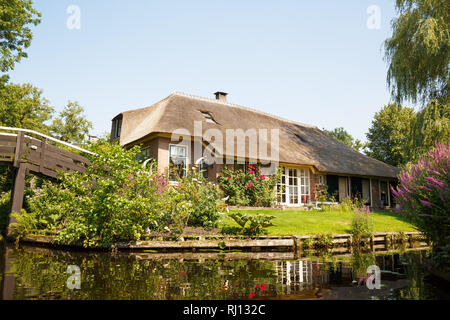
[277,167,310,205]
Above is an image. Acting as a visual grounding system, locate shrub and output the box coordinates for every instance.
[218,164,281,207]
[173,167,222,228]
[351,205,373,245]
[11,140,223,246]
[22,140,170,246]
[315,233,333,249]
[9,209,37,240]
[227,212,275,236]
[391,142,450,267]
[0,191,10,234]
[315,183,328,202]
[302,237,314,249]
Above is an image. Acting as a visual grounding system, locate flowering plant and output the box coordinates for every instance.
[392,142,449,267]
[351,205,373,245]
[218,164,281,207]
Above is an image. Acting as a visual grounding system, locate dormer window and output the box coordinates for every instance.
[200,111,217,124]
[113,118,122,139]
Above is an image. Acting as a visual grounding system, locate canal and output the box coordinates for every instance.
[0,242,448,300]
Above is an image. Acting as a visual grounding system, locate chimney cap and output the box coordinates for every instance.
[214,91,228,101]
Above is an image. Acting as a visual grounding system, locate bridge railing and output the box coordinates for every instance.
[0,126,95,237]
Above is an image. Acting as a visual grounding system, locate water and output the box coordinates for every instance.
[0,242,448,300]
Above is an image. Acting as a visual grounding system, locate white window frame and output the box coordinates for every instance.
[277,167,310,206]
[168,144,188,182]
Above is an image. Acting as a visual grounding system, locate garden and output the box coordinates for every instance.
[0,139,448,274]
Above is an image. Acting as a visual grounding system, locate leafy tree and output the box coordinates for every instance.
[384,0,449,104]
[323,127,365,152]
[0,0,41,82]
[0,82,54,133]
[50,101,93,143]
[366,104,415,166]
[410,98,450,160]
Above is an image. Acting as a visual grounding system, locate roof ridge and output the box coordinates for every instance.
[172,91,317,129]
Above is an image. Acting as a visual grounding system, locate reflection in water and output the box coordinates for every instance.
[0,241,448,300]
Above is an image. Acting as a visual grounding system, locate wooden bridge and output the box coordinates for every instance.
[0,126,94,236]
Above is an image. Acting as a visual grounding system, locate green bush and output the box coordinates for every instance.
[172,168,222,229]
[22,140,168,246]
[227,212,275,236]
[315,233,333,249]
[10,139,223,246]
[218,164,281,207]
[351,205,373,245]
[0,191,10,234]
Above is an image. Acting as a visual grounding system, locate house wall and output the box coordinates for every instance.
[309,170,317,202]
[371,178,381,208]
[137,136,222,180]
[126,135,395,209]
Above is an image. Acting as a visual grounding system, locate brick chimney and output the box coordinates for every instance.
[214,91,228,101]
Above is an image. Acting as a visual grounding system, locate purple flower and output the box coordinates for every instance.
[419,200,433,207]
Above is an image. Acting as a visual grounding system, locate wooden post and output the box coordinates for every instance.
[7,131,27,237]
[12,131,24,168]
[7,163,27,237]
[39,137,46,172]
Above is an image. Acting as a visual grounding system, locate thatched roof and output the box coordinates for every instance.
[114,92,400,178]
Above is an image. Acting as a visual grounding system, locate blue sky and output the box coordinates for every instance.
[10,0,402,141]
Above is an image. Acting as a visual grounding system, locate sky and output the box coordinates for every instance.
[9,0,402,141]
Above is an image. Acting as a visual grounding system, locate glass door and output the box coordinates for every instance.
[278,167,310,205]
[288,169,299,205]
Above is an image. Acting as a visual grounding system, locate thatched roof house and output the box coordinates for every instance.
[111,92,399,208]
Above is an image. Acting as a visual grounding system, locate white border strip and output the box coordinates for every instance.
[0,126,96,155]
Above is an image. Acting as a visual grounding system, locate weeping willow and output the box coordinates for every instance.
[385,0,449,104]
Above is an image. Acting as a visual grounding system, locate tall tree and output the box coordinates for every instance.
[366,104,415,167]
[50,101,93,143]
[0,0,41,83]
[384,0,449,104]
[410,98,450,160]
[0,82,54,133]
[323,127,365,152]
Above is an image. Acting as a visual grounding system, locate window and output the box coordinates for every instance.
[380,181,389,207]
[169,145,187,181]
[134,147,151,162]
[114,118,122,139]
[299,169,310,204]
[316,174,326,185]
[277,167,310,205]
[200,111,218,124]
[199,159,208,179]
[277,167,286,203]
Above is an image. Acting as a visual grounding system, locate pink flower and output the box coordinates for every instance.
[419,200,433,207]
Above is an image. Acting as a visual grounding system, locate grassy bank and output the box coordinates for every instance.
[221,209,416,235]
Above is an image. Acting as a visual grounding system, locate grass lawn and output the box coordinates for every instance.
[220,208,417,236]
